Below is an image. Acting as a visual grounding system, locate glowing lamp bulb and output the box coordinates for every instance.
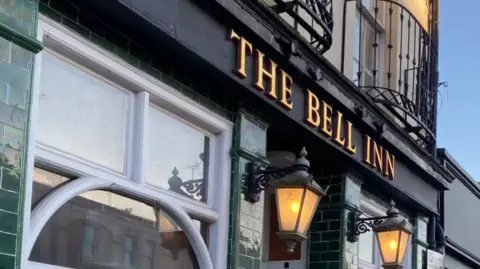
[291,202,300,213]
[389,240,397,250]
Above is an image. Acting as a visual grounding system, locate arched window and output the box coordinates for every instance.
[23,18,233,269]
[30,186,201,269]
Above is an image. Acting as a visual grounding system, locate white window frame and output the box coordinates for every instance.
[21,15,233,269]
[359,198,414,269]
[353,0,385,87]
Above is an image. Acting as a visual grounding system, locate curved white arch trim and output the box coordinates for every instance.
[28,177,214,269]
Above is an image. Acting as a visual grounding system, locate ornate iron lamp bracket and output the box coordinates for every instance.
[347,212,388,242]
[347,200,399,242]
[246,148,310,203]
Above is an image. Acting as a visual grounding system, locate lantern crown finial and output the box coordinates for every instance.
[294,147,310,168]
[386,199,399,217]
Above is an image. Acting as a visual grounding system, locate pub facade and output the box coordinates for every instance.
[0,0,452,269]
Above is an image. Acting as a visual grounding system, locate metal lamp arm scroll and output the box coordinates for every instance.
[348,213,389,242]
[245,147,311,203]
[246,162,309,203]
[347,200,400,242]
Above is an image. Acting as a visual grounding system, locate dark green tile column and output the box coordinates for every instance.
[308,171,363,269]
[0,1,42,269]
[228,111,269,269]
[413,216,429,269]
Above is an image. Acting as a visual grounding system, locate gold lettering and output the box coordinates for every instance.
[385,151,395,180]
[305,89,320,127]
[364,135,372,164]
[373,141,383,171]
[229,29,252,78]
[279,70,293,110]
[345,121,357,154]
[321,101,333,137]
[254,50,277,99]
[334,111,345,146]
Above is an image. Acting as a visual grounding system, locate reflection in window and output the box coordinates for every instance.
[32,167,72,209]
[146,241,155,269]
[359,223,374,263]
[147,105,210,202]
[37,51,131,172]
[124,236,134,266]
[82,225,96,258]
[30,188,204,269]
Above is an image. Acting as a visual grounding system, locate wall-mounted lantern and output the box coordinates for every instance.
[348,200,413,269]
[246,147,329,252]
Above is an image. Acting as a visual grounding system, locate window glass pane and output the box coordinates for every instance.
[32,167,72,208]
[359,226,374,263]
[363,22,376,73]
[354,12,360,60]
[37,51,131,172]
[30,188,206,269]
[362,0,371,11]
[147,105,209,202]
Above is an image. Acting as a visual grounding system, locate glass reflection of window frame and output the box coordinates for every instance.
[146,240,156,269]
[82,224,96,259]
[26,18,233,269]
[123,236,134,266]
[147,103,212,203]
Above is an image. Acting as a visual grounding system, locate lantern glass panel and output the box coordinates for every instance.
[397,230,410,264]
[275,187,304,231]
[376,230,401,263]
[297,188,321,234]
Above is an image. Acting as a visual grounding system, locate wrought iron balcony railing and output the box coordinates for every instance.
[342,0,439,153]
[265,0,334,54]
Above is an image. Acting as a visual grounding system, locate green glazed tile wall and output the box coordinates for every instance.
[0,26,34,269]
[343,174,362,269]
[414,217,429,269]
[238,157,264,269]
[0,0,37,37]
[229,111,268,269]
[308,174,346,269]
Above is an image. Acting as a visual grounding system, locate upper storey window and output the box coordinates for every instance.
[344,0,439,154]
[352,0,386,88]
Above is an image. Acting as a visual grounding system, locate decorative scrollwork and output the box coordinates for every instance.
[246,147,311,203]
[348,211,389,242]
[354,218,385,236]
[168,167,204,201]
[180,179,203,200]
[347,200,400,242]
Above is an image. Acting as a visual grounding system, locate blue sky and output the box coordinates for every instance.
[437,0,479,180]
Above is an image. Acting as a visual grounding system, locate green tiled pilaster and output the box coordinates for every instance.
[228,111,268,269]
[308,171,361,269]
[413,217,429,269]
[342,174,362,269]
[0,0,42,53]
[0,1,40,269]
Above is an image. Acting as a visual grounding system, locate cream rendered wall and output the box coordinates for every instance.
[323,1,356,72]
